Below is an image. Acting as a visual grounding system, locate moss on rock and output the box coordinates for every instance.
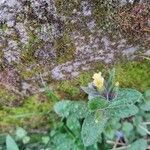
[0,59,149,132]
[116,60,150,91]
[54,33,76,64]
[0,94,54,132]
[0,87,19,108]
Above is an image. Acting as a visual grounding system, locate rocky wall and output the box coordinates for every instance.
[0,0,149,95]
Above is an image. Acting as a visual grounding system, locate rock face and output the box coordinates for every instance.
[0,0,62,64]
[0,0,149,93]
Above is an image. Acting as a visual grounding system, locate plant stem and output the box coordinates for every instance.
[107,140,126,146]
[142,122,150,125]
[111,145,130,150]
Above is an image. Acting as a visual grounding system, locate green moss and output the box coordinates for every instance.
[57,81,80,98]
[116,60,150,91]
[92,0,117,32]
[17,32,46,79]
[93,1,108,24]
[0,23,7,31]
[0,87,18,108]
[54,60,149,100]
[55,33,76,64]
[55,71,99,99]
[0,95,54,132]
[0,59,149,132]
[17,64,44,79]
[21,32,42,63]
[75,72,93,86]
[55,0,80,17]
[53,63,105,99]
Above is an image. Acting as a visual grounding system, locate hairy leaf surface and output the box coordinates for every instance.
[129,139,147,150]
[81,114,108,146]
[88,97,108,111]
[115,88,142,104]
[6,135,19,150]
[107,105,139,118]
[54,100,88,118]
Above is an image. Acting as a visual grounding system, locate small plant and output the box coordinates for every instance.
[2,69,150,149]
[54,69,146,148]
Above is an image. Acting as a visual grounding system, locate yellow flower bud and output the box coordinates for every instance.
[115,81,119,87]
[92,72,104,89]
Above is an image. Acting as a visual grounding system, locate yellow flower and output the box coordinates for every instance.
[115,81,119,87]
[92,72,104,89]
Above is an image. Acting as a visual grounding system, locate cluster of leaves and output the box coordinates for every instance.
[0,70,150,150]
[0,127,30,150]
[53,87,147,148]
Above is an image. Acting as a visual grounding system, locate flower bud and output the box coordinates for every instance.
[92,72,104,89]
[115,81,119,87]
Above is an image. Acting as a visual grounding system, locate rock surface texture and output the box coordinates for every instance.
[0,0,149,94]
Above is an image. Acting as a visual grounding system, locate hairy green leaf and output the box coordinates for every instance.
[122,122,133,137]
[144,90,150,101]
[81,84,101,100]
[50,133,78,150]
[88,97,108,111]
[133,116,143,126]
[86,144,99,150]
[15,127,27,140]
[54,100,88,118]
[106,89,142,114]
[6,135,19,150]
[22,136,30,144]
[115,88,142,104]
[107,68,115,90]
[106,89,140,118]
[107,105,139,119]
[42,136,50,144]
[137,125,147,136]
[140,102,150,111]
[81,114,108,146]
[67,116,81,135]
[108,68,115,84]
[128,139,147,150]
[105,88,141,119]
